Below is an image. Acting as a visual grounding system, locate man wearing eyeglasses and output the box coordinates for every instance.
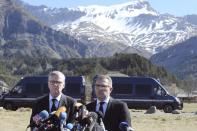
[30,71,76,130]
[86,75,132,131]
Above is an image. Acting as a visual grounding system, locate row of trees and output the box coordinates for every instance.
[0,53,181,88]
[1,53,196,96]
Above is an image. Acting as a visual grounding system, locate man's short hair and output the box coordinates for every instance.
[48,71,65,83]
[94,74,112,87]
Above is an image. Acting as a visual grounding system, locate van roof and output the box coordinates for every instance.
[18,76,85,84]
[111,76,158,83]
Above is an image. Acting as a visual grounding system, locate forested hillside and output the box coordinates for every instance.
[0,53,180,88]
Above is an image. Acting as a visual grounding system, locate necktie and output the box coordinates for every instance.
[99,102,105,114]
[51,99,56,112]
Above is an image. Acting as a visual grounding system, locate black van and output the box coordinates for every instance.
[0,76,85,110]
[92,76,183,113]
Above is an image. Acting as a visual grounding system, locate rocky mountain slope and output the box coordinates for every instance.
[17,0,197,58]
[0,0,92,59]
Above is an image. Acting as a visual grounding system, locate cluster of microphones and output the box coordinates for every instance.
[27,103,134,131]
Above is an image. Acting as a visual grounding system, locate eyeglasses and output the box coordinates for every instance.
[49,80,63,85]
[95,84,109,88]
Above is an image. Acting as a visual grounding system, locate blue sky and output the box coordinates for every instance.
[21,0,197,16]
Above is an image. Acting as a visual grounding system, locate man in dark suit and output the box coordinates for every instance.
[86,75,132,131]
[30,71,76,130]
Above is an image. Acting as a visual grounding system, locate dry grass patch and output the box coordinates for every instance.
[0,103,197,131]
[132,103,197,131]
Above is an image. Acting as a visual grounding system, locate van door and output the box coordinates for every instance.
[13,83,43,107]
[134,84,152,109]
[111,83,133,108]
[152,85,168,109]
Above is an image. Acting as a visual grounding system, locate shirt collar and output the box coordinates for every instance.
[96,96,110,105]
[49,93,61,101]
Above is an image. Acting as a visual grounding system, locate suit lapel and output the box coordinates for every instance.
[103,97,113,121]
[92,101,97,111]
[59,94,67,107]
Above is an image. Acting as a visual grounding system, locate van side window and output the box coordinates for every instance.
[26,83,42,95]
[65,83,81,96]
[154,86,162,96]
[135,84,152,96]
[43,83,49,94]
[112,84,133,94]
[154,86,166,96]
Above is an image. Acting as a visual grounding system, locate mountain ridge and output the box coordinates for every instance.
[0,0,94,59]
[17,0,197,57]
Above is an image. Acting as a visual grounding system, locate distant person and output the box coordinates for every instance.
[30,71,76,130]
[86,75,132,131]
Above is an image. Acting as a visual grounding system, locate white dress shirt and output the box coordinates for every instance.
[49,93,61,112]
[96,96,110,116]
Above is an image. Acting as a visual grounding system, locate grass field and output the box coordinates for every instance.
[0,103,197,131]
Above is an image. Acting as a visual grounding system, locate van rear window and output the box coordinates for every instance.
[135,84,152,96]
[112,84,133,94]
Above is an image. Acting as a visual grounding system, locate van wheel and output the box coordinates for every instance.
[163,105,173,113]
[4,103,17,111]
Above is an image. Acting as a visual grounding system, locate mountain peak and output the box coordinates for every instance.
[76,0,158,17]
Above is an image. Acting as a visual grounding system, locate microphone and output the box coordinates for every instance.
[38,106,67,130]
[75,104,87,122]
[97,111,105,130]
[87,112,98,123]
[119,122,134,131]
[74,103,83,120]
[28,110,49,128]
[43,106,67,122]
[79,112,98,131]
[59,112,67,129]
[62,123,74,131]
[65,123,74,130]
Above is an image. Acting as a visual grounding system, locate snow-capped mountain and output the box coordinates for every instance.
[18,0,197,57]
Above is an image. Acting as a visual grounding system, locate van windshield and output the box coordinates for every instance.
[12,86,23,94]
[154,86,167,96]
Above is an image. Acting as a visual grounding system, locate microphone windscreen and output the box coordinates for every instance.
[66,123,74,129]
[59,112,67,120]
[39,110,49,120]
[119,122,134,131]
[55,106,67,117]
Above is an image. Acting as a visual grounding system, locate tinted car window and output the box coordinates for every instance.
[135,84,152,96]
[65,83,81,96]
[112,83,133,94]
[25,83,42,95]
[43,83,49,94]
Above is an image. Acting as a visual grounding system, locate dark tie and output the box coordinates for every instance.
[99,102,105,113]
[51,99,57,112]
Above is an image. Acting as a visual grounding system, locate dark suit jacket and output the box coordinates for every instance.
[86,98,131,131]
[30,94,76,128]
